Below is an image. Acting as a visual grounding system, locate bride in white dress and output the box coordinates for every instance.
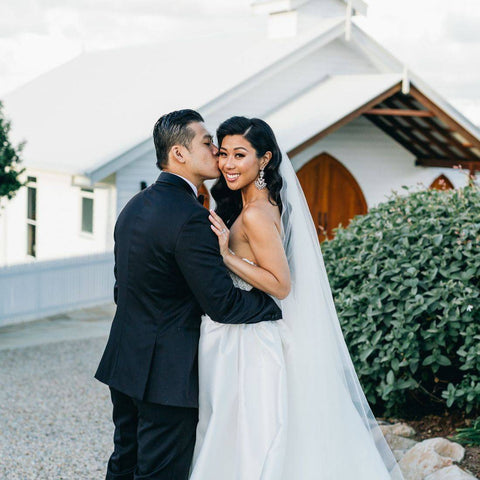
[189,117,404,480]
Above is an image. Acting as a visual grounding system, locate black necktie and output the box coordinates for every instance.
[197,194,205,205]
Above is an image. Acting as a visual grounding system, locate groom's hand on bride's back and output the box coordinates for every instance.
[174,208,282,324]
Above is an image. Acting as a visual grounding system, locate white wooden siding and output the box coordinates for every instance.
[0,169,116,267]
[0,252,114,326]
[116,150,159,213]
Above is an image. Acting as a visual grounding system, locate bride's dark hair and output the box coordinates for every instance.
[211,116,283,227]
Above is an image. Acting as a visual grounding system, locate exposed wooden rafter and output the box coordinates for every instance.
[416,158,480,170]
[382,97,458,159]
[288,81,480,173]
[409,86,480,151]
[395,94,478,161]
[364,108,434,117]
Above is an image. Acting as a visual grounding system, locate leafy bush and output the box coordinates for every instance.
[321,182,480,416]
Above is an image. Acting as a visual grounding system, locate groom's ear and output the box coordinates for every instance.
[171,145,187,164]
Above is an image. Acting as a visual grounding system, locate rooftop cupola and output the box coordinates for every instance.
[251,0,367,39]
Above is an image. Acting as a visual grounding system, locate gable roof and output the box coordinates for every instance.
[4,13,344,177]
[264,73,402,152]
[4,4,480,182]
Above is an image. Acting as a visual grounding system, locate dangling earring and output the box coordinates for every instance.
[255,167,267,190]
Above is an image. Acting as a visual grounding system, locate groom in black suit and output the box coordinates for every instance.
[95,109,282,479]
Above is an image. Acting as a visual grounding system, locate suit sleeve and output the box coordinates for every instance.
[174,208,282,324]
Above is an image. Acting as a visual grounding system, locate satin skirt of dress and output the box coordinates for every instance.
[189,316,288,480]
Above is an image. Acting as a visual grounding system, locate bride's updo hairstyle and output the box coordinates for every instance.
[211,116,283,227]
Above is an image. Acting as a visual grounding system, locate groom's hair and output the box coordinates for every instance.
[153,109,204,169]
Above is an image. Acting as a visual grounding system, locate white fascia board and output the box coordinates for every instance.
[350,23,404,73]
[251,0,310,15]
[86,138,153,184]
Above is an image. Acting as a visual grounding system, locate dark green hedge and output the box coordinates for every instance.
[322,183,480,416]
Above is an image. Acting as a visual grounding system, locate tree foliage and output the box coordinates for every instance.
[322,183,480,416]
[0,100,25,200]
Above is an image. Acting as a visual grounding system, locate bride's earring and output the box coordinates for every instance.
[255,168,267,190]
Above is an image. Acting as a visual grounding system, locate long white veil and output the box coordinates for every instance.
[277,152,405,479]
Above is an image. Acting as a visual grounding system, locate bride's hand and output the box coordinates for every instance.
[209,209,230,258]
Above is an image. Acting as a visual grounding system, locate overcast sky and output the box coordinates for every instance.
[0,0,479,124]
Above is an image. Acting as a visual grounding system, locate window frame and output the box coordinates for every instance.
[80,187,95,237]
[26,176,37,258]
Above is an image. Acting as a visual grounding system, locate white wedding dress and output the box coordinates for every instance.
[189,152,405,479]
[189,258,289,480]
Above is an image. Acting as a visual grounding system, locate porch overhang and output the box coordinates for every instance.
[274,74,480,174]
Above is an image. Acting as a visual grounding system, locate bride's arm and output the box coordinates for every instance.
[209,207,291,300]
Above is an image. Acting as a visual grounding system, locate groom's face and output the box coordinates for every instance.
[184,122,220,181]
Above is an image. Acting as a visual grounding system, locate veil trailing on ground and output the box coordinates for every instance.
[277,152,404,479]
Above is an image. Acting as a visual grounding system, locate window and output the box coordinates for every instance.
[81,188,94,234]
[26,177,37,257]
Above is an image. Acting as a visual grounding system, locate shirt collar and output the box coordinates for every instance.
[162,172,198,197]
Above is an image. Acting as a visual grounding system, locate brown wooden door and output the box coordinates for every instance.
[296,152,368,242]
[198,183,210,210]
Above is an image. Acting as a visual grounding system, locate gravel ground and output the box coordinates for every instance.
[0,337,113,479]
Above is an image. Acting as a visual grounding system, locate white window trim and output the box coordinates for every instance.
[80,187,95,237]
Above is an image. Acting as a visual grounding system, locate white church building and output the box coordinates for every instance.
[2,0,480,268]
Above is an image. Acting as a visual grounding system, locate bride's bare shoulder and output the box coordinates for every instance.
[241,199,281,231]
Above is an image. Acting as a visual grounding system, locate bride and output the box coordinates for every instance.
[189,116,405,480]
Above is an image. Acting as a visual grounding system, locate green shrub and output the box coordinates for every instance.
[321,183,480,416]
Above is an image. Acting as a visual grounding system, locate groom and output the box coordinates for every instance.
[95,109,282,480]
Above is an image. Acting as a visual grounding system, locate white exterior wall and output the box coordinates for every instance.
[116,151,159,214]
[290,116,468,208]
[0,182,28,266]
[0,168,116,266]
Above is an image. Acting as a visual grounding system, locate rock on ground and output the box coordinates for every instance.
[424,465,479,480]
[399,437,466,480]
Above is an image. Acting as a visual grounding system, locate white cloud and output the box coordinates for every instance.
[357,0,480,124]
[0,0,479,125]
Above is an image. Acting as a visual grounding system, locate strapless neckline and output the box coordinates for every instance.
[228,248,256,266]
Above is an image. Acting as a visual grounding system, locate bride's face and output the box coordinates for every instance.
[218,135,265,191]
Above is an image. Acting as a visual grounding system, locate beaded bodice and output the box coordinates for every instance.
[228,250,255,291]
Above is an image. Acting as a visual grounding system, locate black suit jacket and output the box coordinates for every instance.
[95,172,282,407]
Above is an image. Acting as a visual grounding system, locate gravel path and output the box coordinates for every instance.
[0,337,113,479]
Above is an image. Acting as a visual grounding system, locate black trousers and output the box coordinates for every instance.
[106,387,198,480]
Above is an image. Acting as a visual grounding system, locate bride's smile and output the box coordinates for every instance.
[218,134,269,191]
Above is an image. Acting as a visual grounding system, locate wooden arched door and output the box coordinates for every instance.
[296,152,368,242]
[198,183,210,210]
